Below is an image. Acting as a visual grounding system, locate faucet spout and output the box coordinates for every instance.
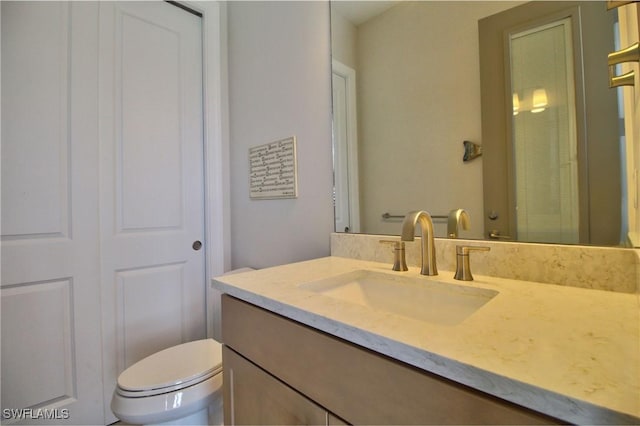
[447,208,470,238]
[401,210,438,276]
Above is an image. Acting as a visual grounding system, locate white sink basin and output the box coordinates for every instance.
[300,270,498,326]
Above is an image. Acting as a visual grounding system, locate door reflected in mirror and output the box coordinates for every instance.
[510,18,580,244]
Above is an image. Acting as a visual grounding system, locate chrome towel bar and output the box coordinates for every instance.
[382,212,447,220]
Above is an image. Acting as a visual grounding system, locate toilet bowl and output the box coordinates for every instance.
[111,339,223,425]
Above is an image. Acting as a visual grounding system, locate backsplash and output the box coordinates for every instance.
[331,233,639,293]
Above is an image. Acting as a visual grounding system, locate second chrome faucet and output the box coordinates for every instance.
[401,210,438,276]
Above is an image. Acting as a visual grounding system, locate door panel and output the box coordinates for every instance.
[331,60,360,234]
[98,2,205,420]
[119,11,184,231]
[332,72,351,233]
[1,1,70,238]
[2,280,74,412]
[2,2,209,423]
[1,2,104,424]
[117,263,187,367]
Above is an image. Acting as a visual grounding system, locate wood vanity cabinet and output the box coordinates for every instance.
[223,346,347,425]
[221,295,559,425]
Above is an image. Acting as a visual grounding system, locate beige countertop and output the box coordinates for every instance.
[212,256,640,424]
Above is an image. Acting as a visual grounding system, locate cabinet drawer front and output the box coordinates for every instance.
[222,295,557,425]
[223,346,329,425]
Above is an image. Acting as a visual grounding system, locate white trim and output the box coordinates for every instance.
[332,59,360,233]
[181,1,230,340]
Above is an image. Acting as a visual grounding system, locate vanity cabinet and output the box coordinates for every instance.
[221,295,559,425]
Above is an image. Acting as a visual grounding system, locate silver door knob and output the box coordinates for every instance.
[192,240,202,251]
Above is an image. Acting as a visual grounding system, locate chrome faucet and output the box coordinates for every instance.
[401,210,438,276]
[447,208,470,238]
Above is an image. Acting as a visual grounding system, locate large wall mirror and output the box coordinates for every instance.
[330,0,638,247]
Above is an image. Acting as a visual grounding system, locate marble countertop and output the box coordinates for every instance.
[212,256,640,424]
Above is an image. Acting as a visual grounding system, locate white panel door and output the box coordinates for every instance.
[332,71,351,233]
[98,2,206,420]
[1,2,104,424]
[331,60,360,234]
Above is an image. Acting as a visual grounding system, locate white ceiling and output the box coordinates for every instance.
[331,1,399,26]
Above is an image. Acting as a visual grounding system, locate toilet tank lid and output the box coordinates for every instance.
[118,339,222,392]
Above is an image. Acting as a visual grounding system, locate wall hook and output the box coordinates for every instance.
[463,140,482,162]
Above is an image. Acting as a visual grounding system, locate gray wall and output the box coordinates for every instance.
[227,1,334,269]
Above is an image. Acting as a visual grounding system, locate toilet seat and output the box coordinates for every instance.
[112,371,223,425]
[116,339,222,398]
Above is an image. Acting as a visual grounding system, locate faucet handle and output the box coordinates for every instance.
[454,245,490,281]
[456,245,490,255]
[379,240,409,271]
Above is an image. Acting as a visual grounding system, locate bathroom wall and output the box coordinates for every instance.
[226,1,334,269]
[332,2,521,238]
[330,6,357,70]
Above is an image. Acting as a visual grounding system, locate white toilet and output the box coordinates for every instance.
[111,339,223,425]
